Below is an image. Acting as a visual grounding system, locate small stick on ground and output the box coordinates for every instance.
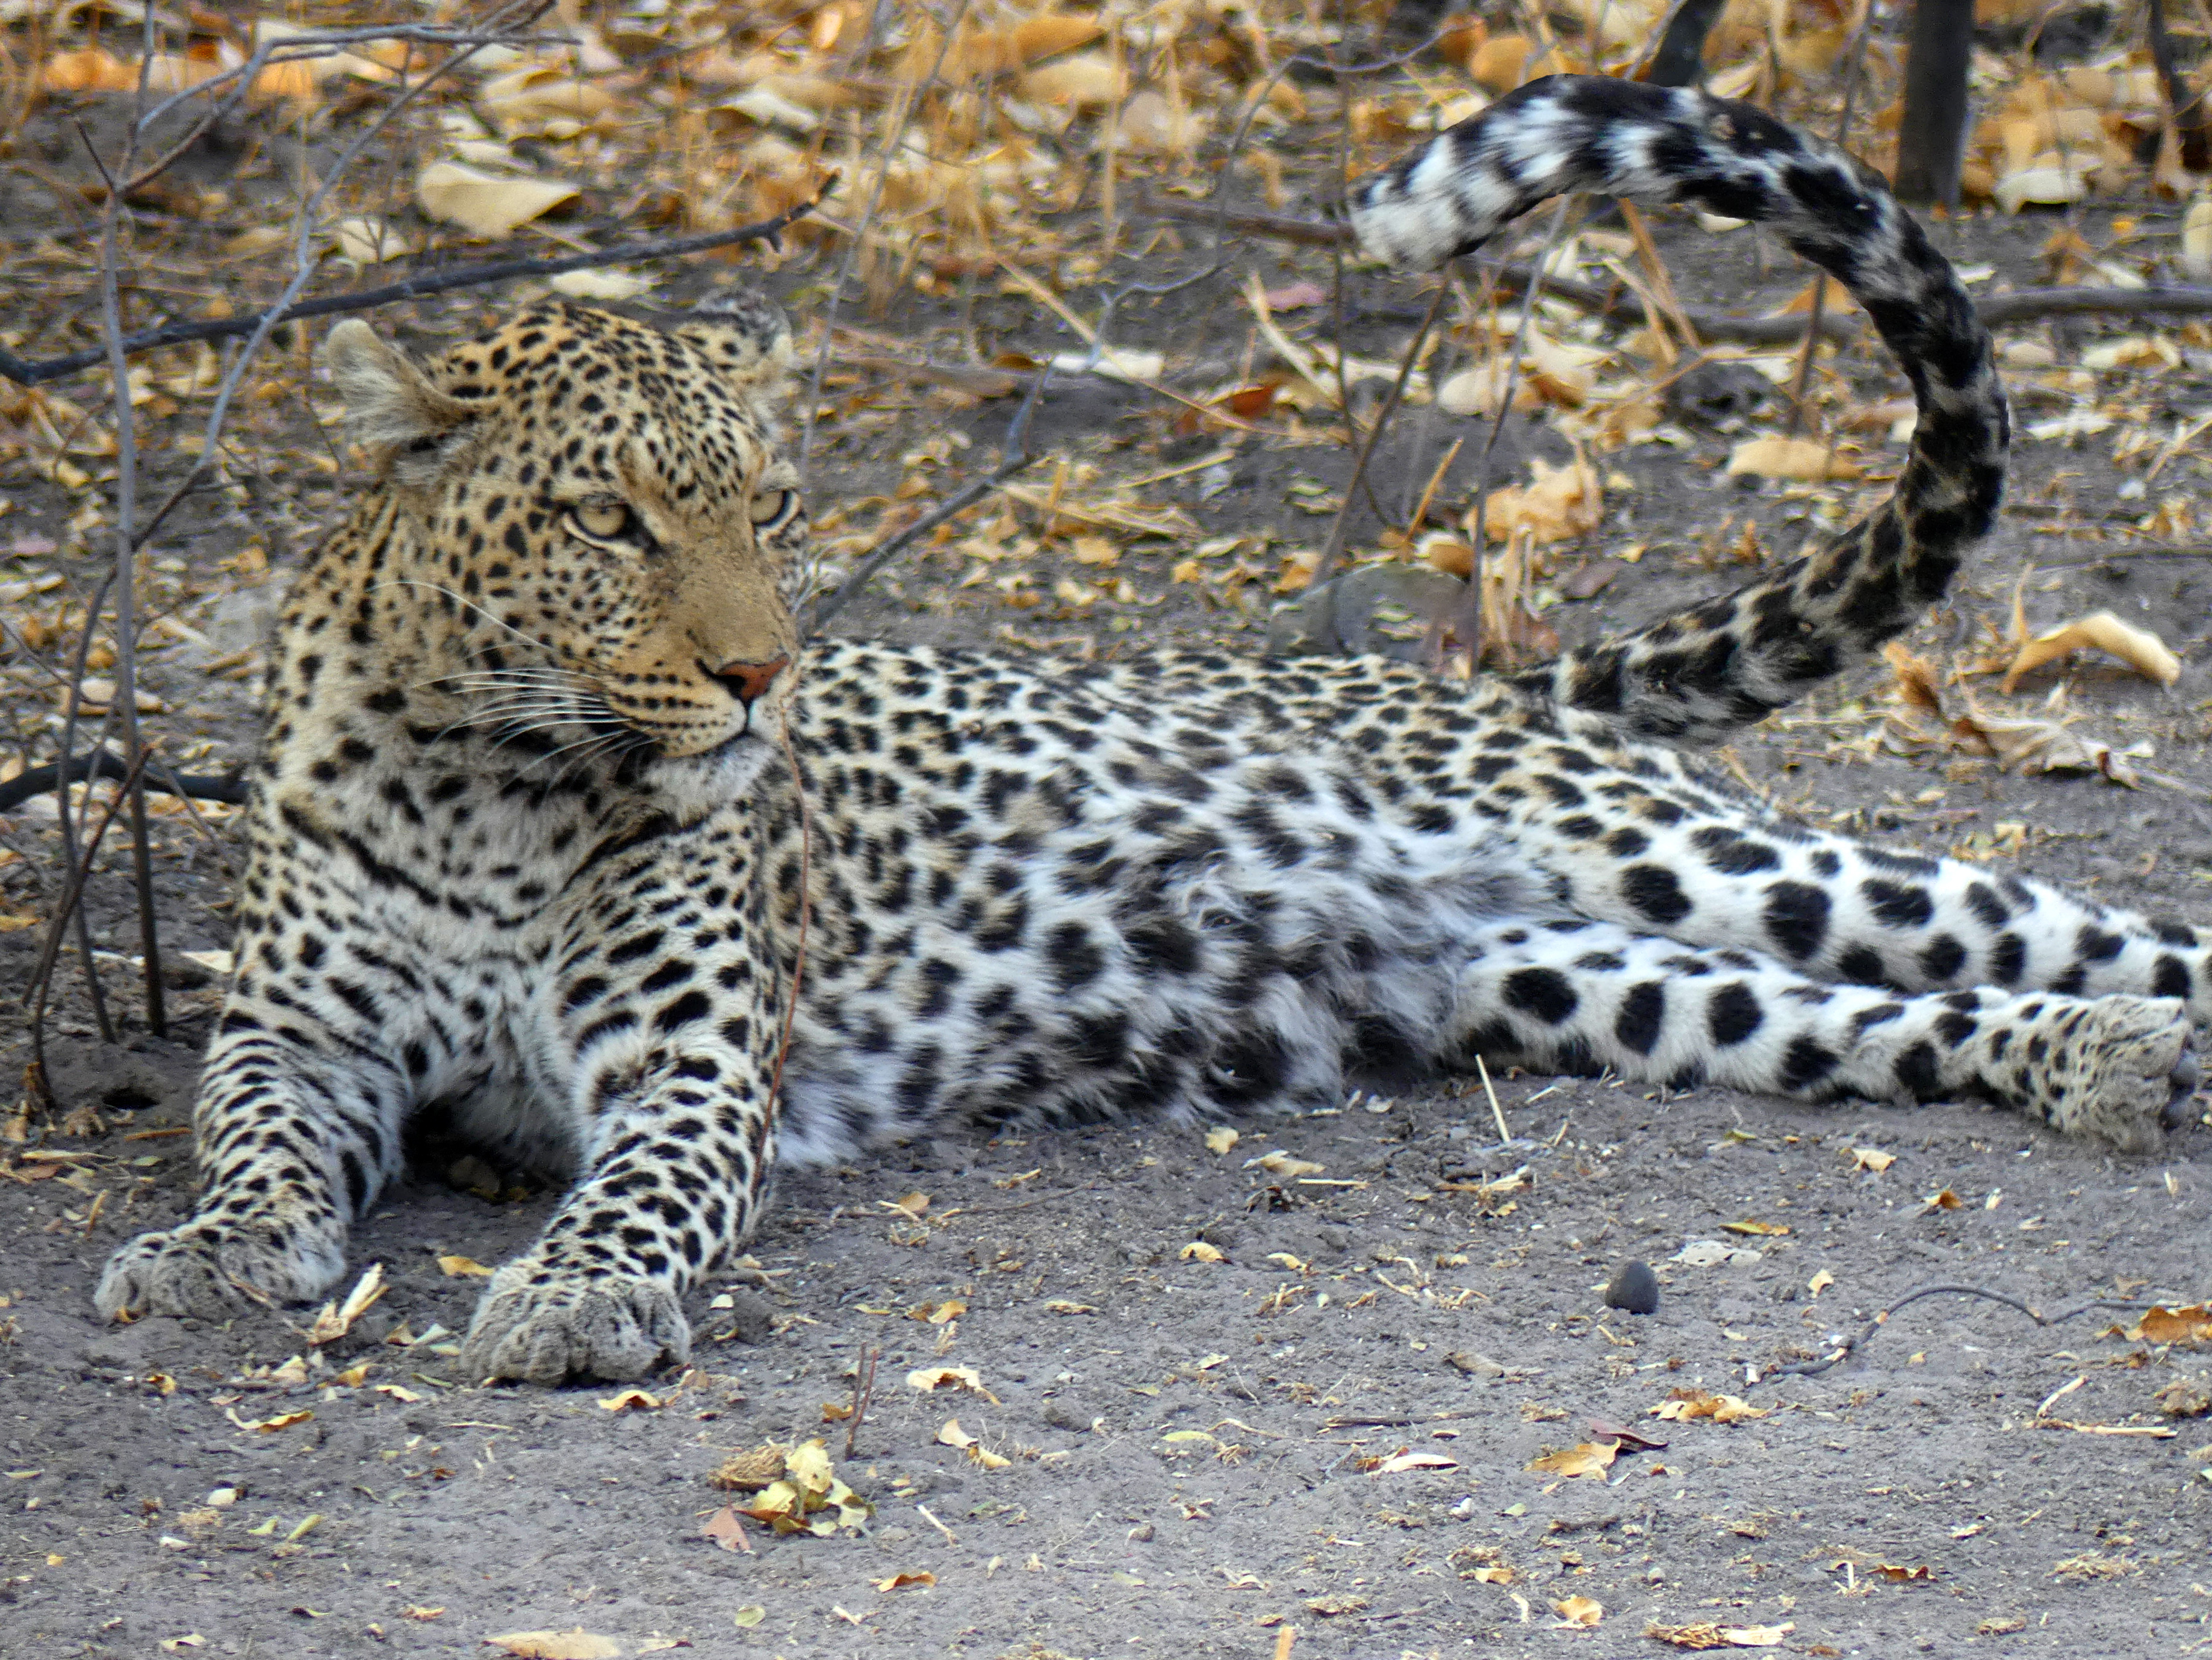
[845,1346,878,1460]
[1474,1054,1510,1143]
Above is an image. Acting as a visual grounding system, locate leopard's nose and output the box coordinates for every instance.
[706,656,788,708]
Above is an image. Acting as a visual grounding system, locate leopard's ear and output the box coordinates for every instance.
[320,319,473,486]
[676,288,794,405]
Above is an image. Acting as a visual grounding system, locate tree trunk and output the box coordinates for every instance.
[1894,0,1976,207]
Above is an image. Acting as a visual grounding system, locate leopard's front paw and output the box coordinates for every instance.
[96,1219,344,1322]
[457,1261,689,1384]
[2018,995,2195,1155]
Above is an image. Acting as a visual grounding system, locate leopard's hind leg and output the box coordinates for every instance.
[1511,788,2212,1024]
[1444,918,2196,1153]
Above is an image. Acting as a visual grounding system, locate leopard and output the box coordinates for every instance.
[99,76,2205,1384]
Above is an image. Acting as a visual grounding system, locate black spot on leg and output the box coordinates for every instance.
[1689,826,1781,875]
[1918,933,1966,983]
[1963,882,2010,928]
[1762,881,1830,961]
[1779,1037,1838,1091]
[1990,933,2026,986]
[2154,954,2192,999]
[1614,981,1665,1055]
[1893,1040,1940,1099]
[1837,945,1886,986]
[1861,880,1933,929]
[1621,864,1691,926]
[1707,982,1762,1046]
[2076,924,2125,963]
[1503,968,1577,1024]
[1934,1010,1978,1046]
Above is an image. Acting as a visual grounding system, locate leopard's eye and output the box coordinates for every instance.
[569,499,638,542]
[748,488,796,529]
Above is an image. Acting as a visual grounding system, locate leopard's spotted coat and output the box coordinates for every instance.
[100,78,2202,1382]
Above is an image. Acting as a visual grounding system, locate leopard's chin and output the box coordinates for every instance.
[641,730,780,815]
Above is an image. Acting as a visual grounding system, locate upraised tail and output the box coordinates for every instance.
[1351,75,2006,744]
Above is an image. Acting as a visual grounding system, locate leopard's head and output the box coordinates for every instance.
[320,292,809,794]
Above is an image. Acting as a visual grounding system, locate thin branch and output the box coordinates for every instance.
[25,747,154,1114]
[92,87,166,1034]
[1312,275,1451,591]
[0,190,837,389]
[0,751,247,815]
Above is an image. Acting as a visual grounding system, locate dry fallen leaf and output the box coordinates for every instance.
[547,269,655,302]
[1720,1220,1788,1237]
[1645,1621,1794,1650]
[1371,1450,1459,1475]
[307,1261,386,1346]
[906,1365,998,1402]
[1850,1146,1896,1174]
[415,161,579,238]
[1651,1390,1769,1424]
[1178,1240,1226,1263]
[437,1254,494,1278]
[1477,453,1602,544]
[2000,611,2181,694]
[1725,435,1862,482]
[1552,1594,1603,1627]
[2112,1305,2212,1346]
[728,1438,872,1537]
[1247,1150,1324,1177]
[1204,1127,1239,1155]
[1524,1441,1618,1479]
[874,1570,937,1593]
[482,1631,623,1660]
[701,1504,751,1553]
[597,1388,660,1413]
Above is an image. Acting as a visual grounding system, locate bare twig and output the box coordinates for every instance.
[1463,201,1577,664]
[845,1346,879,1459]
[0,190,837,389]
[807,447,1046,633]
[25,748,155,1113]
[2149,0,2212,172]
[1312,275,1451,591]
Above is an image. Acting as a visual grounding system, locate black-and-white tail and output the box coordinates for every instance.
[1351,75,2006,743]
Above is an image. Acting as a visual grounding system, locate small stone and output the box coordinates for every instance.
[1604,1260,1661,1316]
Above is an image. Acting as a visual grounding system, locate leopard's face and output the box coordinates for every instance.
[321,295,809,784]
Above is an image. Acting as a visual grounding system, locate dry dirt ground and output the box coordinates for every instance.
[6,95,2212,1660]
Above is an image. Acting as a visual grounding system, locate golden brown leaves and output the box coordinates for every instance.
[414,163,579,238]
[1999,611,2181,694]
[1651,1390,1769,1425]
[482,1631,622,1660]
[1724,436,1863,483]
[2108,1305,2212,1347]
[1524,1441,1617,1479]
[725,1440,872,1536]
[1646,1621,1795,1649]
[306,1262,385,1346]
